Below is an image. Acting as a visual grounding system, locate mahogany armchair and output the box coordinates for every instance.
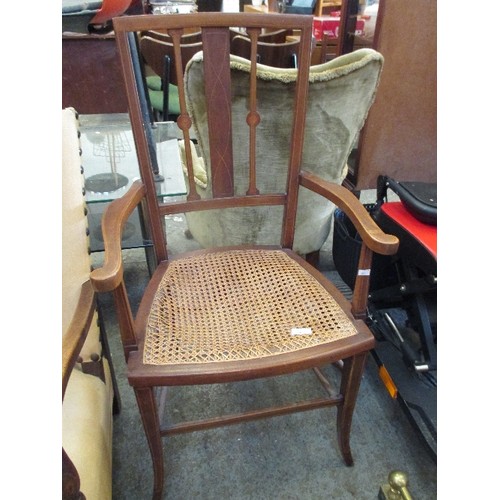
[91,12,398,499]
[62,107,117,499]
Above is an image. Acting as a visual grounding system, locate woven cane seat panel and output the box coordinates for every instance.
[144,249,357,365]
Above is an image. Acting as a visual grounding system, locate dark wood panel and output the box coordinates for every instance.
[62,35,129,114]
[351,0,437,190]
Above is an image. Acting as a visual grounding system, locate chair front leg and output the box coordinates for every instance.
[336,352,368,466]
[135,387,164,500]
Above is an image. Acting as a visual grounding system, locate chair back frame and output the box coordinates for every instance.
[113,13,314,265]
[142,29,203,44]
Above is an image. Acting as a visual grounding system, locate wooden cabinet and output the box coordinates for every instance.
[347,0,437,190]
[62,34,129,114]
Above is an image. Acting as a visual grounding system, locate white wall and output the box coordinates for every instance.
[223,0,240,11]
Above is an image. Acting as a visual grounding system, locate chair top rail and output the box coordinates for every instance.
[113,12,314,33]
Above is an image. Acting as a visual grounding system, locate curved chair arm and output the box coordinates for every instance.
[62,280,97,399]
[62,279,97,500]
[90,180,146,292]
[301,170,399,318]
[300,170,399,256]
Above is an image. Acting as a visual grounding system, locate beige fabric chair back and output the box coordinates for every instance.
[184,49,384,256]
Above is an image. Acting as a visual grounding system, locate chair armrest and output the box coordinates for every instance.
[62,280,97,399]
[300,171,399,255]
[62,279,97,500]
[300,170,399,318]
[90,180,146,292]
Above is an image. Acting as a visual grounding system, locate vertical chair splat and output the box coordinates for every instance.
[202,27,234,198]
[246,27,261,196]
[168,28,200,201]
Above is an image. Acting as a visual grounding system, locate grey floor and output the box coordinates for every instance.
[92,190,437,499]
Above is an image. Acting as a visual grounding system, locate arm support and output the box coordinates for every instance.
[300,170,399,318]
[90,180,146,292]
[62,280,97,399]
[300,171,399,256]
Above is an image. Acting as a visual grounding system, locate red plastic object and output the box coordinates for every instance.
[381,202,437,260]
[91,0,132,25]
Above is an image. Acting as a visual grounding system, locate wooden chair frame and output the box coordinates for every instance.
[140,26,298,121]
[91,13,398,499]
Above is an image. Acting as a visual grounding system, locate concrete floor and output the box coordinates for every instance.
[93,200,437,500]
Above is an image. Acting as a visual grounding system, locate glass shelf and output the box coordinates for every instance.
[79,113,187,204]
[79,113,188,255]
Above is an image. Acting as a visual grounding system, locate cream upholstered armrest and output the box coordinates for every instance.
[63,355,114,499]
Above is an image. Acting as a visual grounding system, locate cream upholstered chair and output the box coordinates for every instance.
[183,48,385,261]
[62,107,116,499]
[92,13,398,499]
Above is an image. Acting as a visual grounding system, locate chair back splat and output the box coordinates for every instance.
[94,12,399,499]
